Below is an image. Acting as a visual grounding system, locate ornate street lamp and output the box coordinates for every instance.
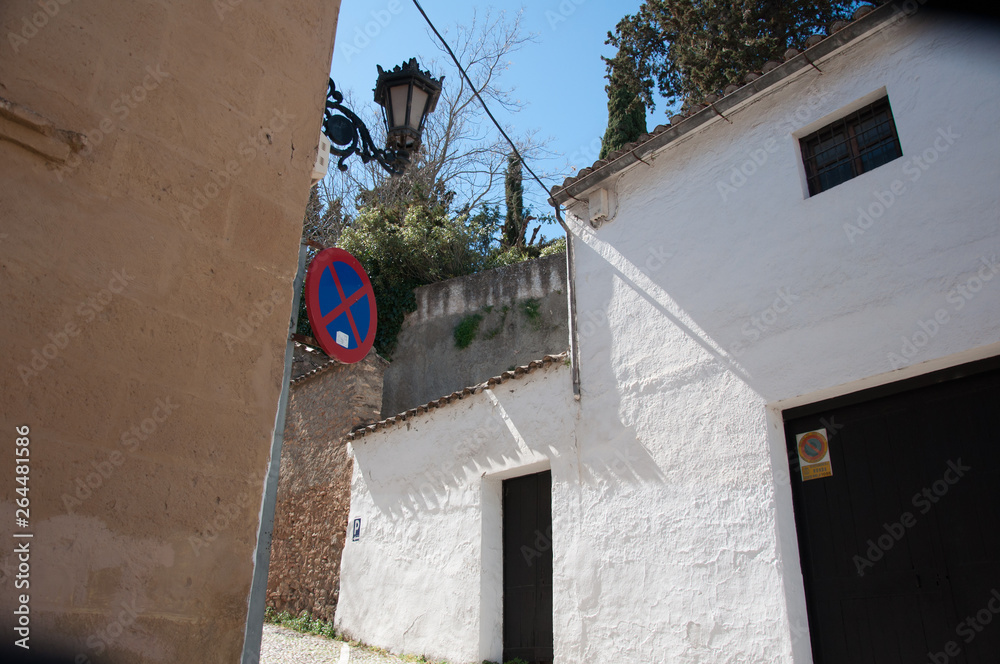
[321,58,443,176]
[374,58,443,154]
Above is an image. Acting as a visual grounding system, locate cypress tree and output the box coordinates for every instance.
[606,1,878,112]
[599,54,649,159]
[503,152,524,248]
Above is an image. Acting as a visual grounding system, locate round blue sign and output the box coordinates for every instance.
[304,248,377,363]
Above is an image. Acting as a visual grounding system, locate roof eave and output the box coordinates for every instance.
[344,351,569,443]
[549,2,907,207]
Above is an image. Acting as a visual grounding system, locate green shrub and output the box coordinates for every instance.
[454,313,483,349]
[265,608,337,640]
[336,189,497,358]
[520,298,543,330]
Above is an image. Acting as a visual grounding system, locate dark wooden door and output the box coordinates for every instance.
[785,364,1000,663]
[503,471,554,664]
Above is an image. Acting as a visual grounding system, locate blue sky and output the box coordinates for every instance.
[329,0,648,225]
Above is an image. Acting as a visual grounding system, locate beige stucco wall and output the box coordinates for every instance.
[0,0,341,661]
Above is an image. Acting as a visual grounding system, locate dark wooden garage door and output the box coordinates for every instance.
[784,361,1000,663]
[503,470,554,664]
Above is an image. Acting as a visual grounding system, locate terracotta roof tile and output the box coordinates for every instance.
[291,341,341,385]
[345,352,569,442]
[294,340,328,359]
[290,342,388,385]
[291,361,340,385]
[804,33,825,48]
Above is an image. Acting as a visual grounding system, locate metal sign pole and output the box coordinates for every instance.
[241,242,308,664]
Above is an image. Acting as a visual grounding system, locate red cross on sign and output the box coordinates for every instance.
[304,248,377,363]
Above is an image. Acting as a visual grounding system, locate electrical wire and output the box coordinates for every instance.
[410,0,582,396]
[408,0,553,199]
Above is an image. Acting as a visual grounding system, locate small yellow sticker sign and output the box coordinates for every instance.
[801,462,832,480]
[796,428,833,481]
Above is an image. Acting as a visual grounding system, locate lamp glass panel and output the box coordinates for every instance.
[408,87,429,131]
[389,84,410,130]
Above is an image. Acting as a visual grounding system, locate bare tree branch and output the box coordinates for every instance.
[312,9,547,223]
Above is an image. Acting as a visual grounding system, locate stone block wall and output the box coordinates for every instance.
[266,347,388,621]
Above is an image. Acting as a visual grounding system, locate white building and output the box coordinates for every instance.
[335,5,1000,662]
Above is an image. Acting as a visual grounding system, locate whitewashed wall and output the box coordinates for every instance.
[336,12,1000,664]
[563,10,1000,664]
[335,365,579,663]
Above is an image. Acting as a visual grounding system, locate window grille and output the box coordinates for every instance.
[801,97,902,196]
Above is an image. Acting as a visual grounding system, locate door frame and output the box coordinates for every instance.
[765,347,1000,663]
[480,459,551,663]
[501,469,554,664]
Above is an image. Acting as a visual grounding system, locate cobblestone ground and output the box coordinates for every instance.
[260,624,416,664]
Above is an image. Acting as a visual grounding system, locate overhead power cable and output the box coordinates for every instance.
[410,0,582,397]
[408,0,553,199]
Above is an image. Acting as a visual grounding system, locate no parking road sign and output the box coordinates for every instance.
[304,248,377,363]
[797,428,833,481]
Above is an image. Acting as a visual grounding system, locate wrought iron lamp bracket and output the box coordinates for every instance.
[321,79,409,176]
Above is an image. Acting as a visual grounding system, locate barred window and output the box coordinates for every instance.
[801,97,902,196]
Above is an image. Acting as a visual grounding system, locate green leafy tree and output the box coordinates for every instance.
[328,189,564,357]
[607,1,878,112]
[497,151,561,257]
[299,11,568,357]
[599,54,648,159]
[336,183,497,357]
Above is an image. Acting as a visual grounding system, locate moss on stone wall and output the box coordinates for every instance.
[453,313,483,349]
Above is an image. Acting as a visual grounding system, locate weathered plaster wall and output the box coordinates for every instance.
[267,349,387,622]
[337,11,1000,664]
[0,1,340,661]
[382,253,568,416]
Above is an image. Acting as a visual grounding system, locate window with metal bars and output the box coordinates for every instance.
[801,96,902,196]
